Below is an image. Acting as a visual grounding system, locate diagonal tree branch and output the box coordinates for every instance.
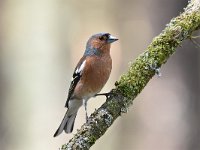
[61,0,200,149]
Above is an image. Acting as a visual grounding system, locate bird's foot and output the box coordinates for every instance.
[94,92,114,99]
[86,114,89,123]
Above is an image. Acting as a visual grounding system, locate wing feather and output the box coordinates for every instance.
[65,57,86,108]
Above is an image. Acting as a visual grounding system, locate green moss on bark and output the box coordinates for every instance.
[116,0,200,99]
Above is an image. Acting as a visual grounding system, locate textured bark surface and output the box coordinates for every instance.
[61,0,200,149]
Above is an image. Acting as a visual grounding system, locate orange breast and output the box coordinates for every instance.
[74,54,112,99]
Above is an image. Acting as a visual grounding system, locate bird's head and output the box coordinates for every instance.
[84,33,118,56]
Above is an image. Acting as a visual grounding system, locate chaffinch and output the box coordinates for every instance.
[54,33,118,137]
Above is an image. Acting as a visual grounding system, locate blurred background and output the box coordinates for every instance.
[0,0,199,149]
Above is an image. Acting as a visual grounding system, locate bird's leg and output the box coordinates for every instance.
[83,99,88,122]
[95,92,114,99]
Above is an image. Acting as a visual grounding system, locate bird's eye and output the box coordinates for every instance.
[99,36,104,41]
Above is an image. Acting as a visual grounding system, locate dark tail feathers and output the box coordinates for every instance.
[53,111,77,137]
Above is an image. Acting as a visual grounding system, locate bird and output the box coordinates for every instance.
[54,33,118,137]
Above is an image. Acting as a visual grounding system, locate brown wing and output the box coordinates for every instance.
[65,56,86,108]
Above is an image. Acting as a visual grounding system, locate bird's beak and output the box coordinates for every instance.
[107,35,118,43]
